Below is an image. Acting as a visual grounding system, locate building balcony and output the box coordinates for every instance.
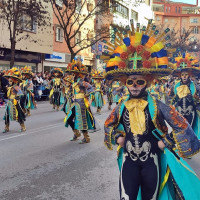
[182,7,200,15]
[153,4,164,13]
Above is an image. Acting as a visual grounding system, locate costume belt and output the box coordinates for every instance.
[74,93,85,99]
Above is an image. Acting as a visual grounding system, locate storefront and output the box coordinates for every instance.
[43,52,70,72]
[0,48,41,72]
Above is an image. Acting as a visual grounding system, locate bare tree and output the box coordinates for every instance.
[50,0,117,61]
[0,0,51,68]
[171,28,200,52]
[157,24,200,53]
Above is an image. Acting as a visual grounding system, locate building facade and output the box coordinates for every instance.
[43,0,95,72]
[0,1,53,72]
[153,0,200,43]
[95,0,154,70]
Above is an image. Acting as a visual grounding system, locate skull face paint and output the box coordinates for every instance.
[181,72,189,84]
[126,75,147,97]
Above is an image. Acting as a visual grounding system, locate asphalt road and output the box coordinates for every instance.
[0,100,199,200]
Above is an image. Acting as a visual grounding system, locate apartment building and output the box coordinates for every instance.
[43,0,96,72]
[153,0,200,43]
[0,1,53,72]
[95,0,154,70]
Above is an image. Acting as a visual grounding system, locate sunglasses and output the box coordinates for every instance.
[126,79,147,86]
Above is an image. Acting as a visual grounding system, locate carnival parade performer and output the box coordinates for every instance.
[105,80,113,110]
[62,76,73,116]
[20,66,36,116]
[149,79,160,100]
[49,68,65,111]
[171,52,200,139]
[111,80,121,105]
[91,71,105,113]
[64,60,95,144]
[102,20,200,200]
[3,68,26,133]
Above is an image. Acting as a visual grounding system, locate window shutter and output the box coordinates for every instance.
[56,27,59,41]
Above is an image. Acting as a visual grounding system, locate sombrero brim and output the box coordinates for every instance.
[92,76,104,79]
[172,67,200,76]
[104,68,172,80]
[63,79,73,83]
[22,72,33,78]
[67,70,88,74]
[3,75,22,83]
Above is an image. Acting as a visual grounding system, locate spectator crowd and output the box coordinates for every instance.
[0,71,53,107]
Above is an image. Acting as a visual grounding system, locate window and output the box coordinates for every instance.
[175,7,177,13]
[131,10,138,21]
[178,7,180,13]
[190,18,198,23]
[76,0,82,13]
[165,18,168,22]
[166,7,167,12]
[56,26,63,42]
[18,14,37,32]
[169,7,171,13]
[193,27,199,34]
[145,0,150,6]
[75,31,81,44]
[115,3,129,18]
[55,0,63,7]
[156,16,160,21]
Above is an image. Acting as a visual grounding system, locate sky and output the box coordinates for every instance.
[171,0,199,6]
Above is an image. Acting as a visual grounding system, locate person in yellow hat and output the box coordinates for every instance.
[62,76,73,116]
[49,68,65,111]
[103,20,200,200]
[91,71,105,113]
[3,68,26,133]
[64,60,96,144]
[171,52,200,139]
[20,66,36,116]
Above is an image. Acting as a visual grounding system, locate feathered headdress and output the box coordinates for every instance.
[3,67,22,83]
[172,51,200,76]
[102,19,174,80]
[21,66,33,78]
[51,68,63,77]
[91,70,104,79]
[66,59,88,74]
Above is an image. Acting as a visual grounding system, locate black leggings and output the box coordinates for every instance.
[67,107,75,130]
[120,154,159,200]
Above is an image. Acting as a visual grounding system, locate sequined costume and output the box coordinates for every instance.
[20,79,36,116]
[112,81,121,104]
[49,68,65,110]
[104,94,200,200]
[64,60,95,143]
[3,68,26,132]
[102,20,200,200]
[172,80,200,139]
[62,78,73,116]
[90,71,104,113]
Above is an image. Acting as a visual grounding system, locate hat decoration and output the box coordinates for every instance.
[172,51,200,75]
[66,59,88,74]
[101,19,174,80]
[51,68,63,77]
[3,67,22,83]
[91,70,104,79]
[21,66,33,78]
[63,76,73,84]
